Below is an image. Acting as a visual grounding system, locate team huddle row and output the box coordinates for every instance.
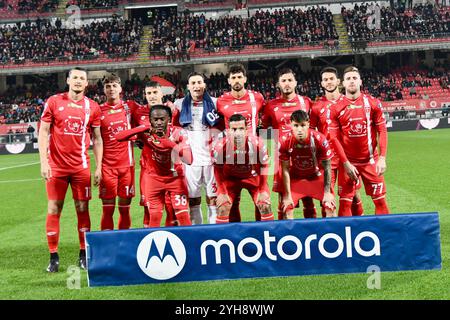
[38,64,389,272]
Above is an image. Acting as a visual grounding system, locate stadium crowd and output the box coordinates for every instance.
[149,7,339,57]
[342,3,450,42]
[0,16,143,64]
[1,66,448,124]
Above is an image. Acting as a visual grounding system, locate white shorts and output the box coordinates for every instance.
[184,164,217,198]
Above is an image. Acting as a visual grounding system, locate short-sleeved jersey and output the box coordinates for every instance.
[212,134,269,180]
[100,101,134,169]
[129,101,148,128]
[279,129,332,179]
[174,97,218,166]
[329,94,386,165]
[216,90,265,135]
[262,94,312,137]
[310,95,342,168]
[41,93,101,175]
[142,126,190,178]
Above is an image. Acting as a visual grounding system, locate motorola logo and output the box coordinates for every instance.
[136,231,186,280]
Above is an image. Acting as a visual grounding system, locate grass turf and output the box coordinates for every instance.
[0,128,449,299]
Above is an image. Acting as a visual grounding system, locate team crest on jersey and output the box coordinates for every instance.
[64,116,83,134]
[58,106,64,111]
[349,121,367,135]
[322,140,329,148]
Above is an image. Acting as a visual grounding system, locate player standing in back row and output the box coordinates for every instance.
[217,64,265,222]
[329,66,390,216]
[39,67,103,273]
[310,67,363,217]
[98,74,135,231]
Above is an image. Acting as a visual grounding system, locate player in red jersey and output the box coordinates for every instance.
[212,114,274,223]
[280,110,336,219]
[98,74,134,231]
[329,66,390,216]
[216,63,266,222]
[310,67,363,217]
[115,104,192,227]
[131,81,177,228]
[39,67,103,272]
[261,68,317,219]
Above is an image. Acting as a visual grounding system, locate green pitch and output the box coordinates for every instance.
[0,129,449,300]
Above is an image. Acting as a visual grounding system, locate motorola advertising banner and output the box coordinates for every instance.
[86,213,441,287]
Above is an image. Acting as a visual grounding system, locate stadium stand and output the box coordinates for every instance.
[0,16,143,66]
[148,6,339,59]
[342,3,450,49]
[0,0,59,18]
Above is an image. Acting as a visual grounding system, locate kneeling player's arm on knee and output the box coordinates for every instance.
[322,159,332,194]
[115,125,149,141]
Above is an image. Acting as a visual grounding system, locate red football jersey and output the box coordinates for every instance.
[262,94,312,137]
[100,101,134,169]
[41,93,101,176]
[141,126,190,178]
[216,90,265,135]
[329,94,387,165]
[279,129,332,179]
[212,134,269,180]
[310,95,342,169]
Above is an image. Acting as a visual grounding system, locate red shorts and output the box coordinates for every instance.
[220,176,271,207]
[144,173,189,217]
[290,174,325,205]
[338,161,386,199]
[99,166,135,200]
[46,168,91,201]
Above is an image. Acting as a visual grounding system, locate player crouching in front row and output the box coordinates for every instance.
[280,110,336,219]
[115,105,193,227]
[212,114,274,223]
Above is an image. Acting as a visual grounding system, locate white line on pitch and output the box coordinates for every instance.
[0,161,40,171]
[0,178,41,183]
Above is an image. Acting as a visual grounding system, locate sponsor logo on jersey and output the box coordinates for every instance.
[347,104,362,110]
[232,100,247,105]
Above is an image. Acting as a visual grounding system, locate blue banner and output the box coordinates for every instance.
[86,212,441,287]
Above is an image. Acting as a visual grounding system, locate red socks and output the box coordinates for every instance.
[46,213,61,253]
[101,204,115,230]
[338,199,353,217]
[261,213,274,221]
[118,205,131,229]
[352,200,364,216]
[216,215,229,224]
[373,197,390,215]
[143,206,150,228]
[76,211,90,250]
[175,210,192,226]
[302,197,317,219]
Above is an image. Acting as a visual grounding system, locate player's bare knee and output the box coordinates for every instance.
[257,204,272,215]
[48,200,63,214]
[189,197,201,207]
[217,203,231,217]
[74,200,88,212]
[118,197,131,206]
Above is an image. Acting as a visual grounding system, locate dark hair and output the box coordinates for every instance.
[144,81,161,89]
[320,67,338,79]
[102,74,121,85]
[229,113,246,124]
[68,67,87,78]
[343,66,361,78]
[290,110,310,123]
[150,104,172,119]
[227,63,247,77]
[277,68,296,80]
[187,72,206,82]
